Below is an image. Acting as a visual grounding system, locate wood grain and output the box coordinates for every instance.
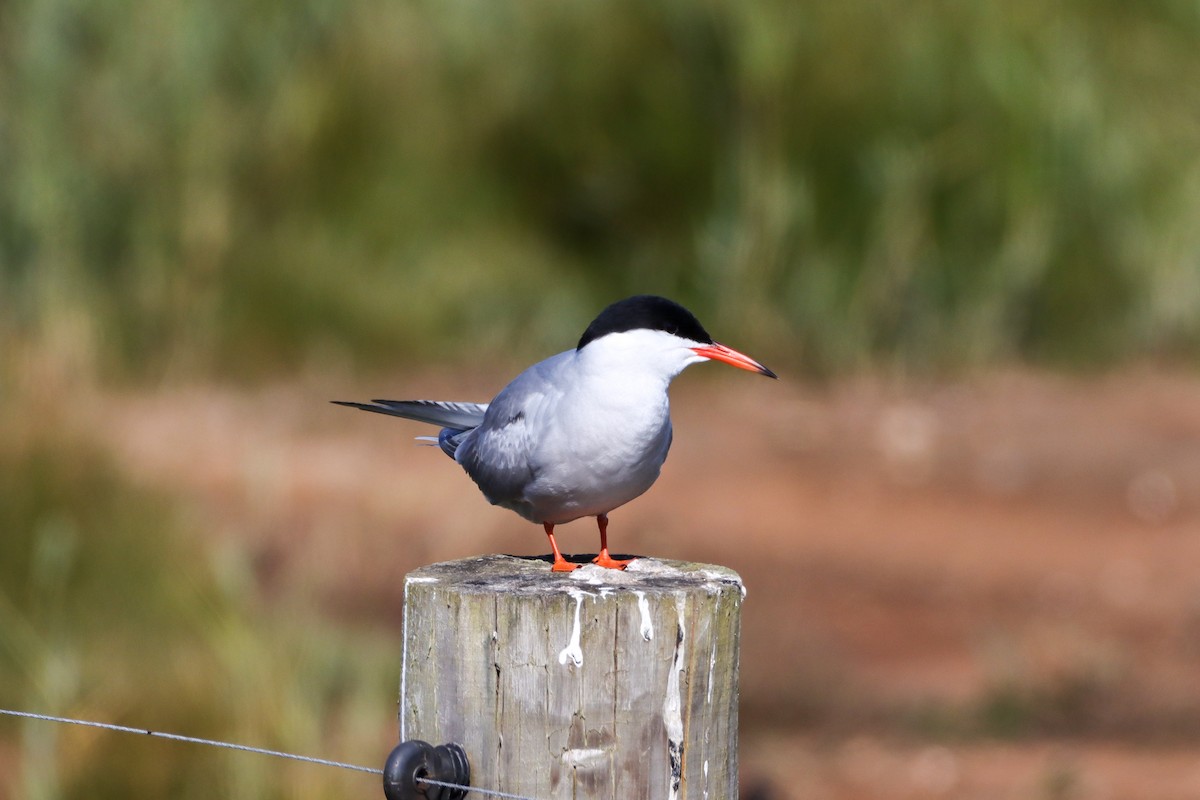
[399,555,744,800]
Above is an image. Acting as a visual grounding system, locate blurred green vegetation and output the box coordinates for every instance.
[0,420,395,799]
[2,0,1199,381]
[1,0,1200,793]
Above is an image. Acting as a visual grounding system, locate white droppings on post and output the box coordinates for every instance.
[703,759,710,800]
[700,569,745,599]
[706,638,717,704]
[635,590,654,641]
[560,747,607,767]
[399,577,411,742]
[568,564,621,587]
[406,575,439,584]
[557,589,586,667]
[664,593,687,800]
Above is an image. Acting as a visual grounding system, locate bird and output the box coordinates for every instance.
[334,295,776,572]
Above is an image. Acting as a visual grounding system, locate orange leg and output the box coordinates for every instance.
[545,522,577,572]
[592,513,633,570]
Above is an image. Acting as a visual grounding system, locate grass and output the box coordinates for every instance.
[2,0,1199,380]
[0,418,396,800]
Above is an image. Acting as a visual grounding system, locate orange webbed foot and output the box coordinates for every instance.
[592,551,633,570]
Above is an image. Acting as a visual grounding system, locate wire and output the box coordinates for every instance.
[0,707,544,800]
[0,708,380,775]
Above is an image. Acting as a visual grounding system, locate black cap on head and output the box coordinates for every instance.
[577,295,713,351]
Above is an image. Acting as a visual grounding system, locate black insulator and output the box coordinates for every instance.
[382,740,471,800]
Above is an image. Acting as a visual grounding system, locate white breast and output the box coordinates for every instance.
[526,377,673,523]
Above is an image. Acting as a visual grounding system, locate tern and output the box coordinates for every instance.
[334,295,776,572]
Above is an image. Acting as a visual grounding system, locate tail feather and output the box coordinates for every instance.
[437,427,472,458]
[413,430,470,458]
[331,399,488,429]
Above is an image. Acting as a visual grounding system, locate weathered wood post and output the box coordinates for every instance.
[399,554,743,800]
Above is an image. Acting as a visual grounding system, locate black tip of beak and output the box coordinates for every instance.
[759,365,778,380]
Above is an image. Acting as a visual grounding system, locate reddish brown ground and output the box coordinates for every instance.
[82,367,1200,799]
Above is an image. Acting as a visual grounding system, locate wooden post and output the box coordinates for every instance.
[399,555,744,800]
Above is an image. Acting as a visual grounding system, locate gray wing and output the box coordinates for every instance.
[454,352,572,519]
[331,399,488,429]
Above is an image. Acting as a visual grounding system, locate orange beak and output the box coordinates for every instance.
[691,343,777,379]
